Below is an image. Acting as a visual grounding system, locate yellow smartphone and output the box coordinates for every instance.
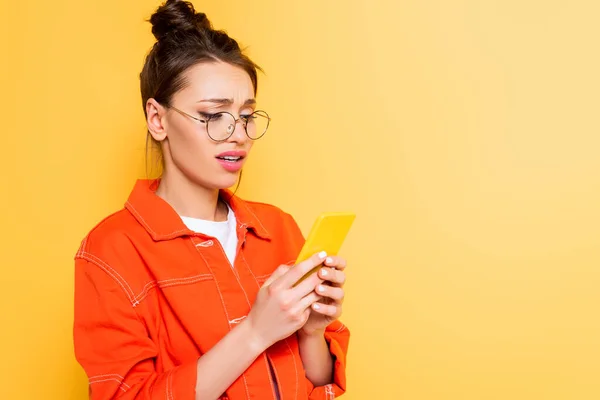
[293,212,356,286]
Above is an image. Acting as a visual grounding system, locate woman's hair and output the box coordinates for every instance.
[141,0,261,174]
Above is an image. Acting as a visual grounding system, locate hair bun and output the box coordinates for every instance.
[150,0,212,41]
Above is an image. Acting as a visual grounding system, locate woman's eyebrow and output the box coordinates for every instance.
[196,98,257,106]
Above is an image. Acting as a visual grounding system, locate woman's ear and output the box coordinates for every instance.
[146,98,168,142]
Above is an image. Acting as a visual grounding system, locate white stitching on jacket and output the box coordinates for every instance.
[132,274,214,305]
[126,200,188,239]
[77,252,136,304]
[325,384,335,399]
[334,323,346,334]
[88,374,131,393]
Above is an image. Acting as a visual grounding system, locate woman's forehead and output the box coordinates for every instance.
[178,62,254,102]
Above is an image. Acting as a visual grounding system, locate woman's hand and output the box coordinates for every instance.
[299,255,346,337]
[246,251,328,350]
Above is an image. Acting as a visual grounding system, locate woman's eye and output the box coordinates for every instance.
[199,112,217,120]
[241,114,255,121]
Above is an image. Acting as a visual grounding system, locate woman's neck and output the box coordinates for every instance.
[155,169,228,222]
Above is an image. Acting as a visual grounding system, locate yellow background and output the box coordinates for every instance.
[2,0,599,399]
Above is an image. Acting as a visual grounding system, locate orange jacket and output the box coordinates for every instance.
[73,179,349,400]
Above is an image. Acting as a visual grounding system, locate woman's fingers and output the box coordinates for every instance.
[320,256,347,288]
[263,264,290,287]
[274,251,328,290]
[323,255,347,270]
[315,283,344,301]
[290,292,321,315]
[311,302,342,318]
[290,272,323,302]
[318,267,346,287]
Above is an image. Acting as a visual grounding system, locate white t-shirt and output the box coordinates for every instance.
[180,206,238,266]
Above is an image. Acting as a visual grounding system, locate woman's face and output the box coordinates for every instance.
[149,61,257,190]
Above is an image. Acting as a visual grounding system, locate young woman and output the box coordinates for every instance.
[72,1,350,399]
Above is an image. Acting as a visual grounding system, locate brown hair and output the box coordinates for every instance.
[140,0,261,174]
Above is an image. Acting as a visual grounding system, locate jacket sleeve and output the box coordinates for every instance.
[305,320,350,399]
[73,257,198,399]
[282,212,351,399]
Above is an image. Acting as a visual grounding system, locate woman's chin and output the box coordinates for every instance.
[184,167,242,191]
[214,174,241,191]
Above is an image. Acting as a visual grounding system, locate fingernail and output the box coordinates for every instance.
[320,268,328,276]
[313,303,321,310]
[318,251,327,259]
[318,285,326,293]
[325,257,333,264]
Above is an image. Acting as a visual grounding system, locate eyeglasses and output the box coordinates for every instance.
[169,105,271,142]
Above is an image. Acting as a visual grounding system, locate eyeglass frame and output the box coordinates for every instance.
[168,105,271,142]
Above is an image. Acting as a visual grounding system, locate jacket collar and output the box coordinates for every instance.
[125,179,271,241]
